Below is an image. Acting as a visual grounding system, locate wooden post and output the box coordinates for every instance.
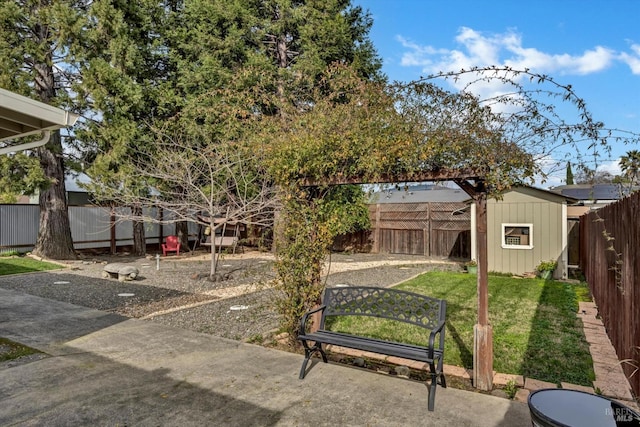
[454,179,494,391]
[110,207,116,255]
[158,207,164,248]
[423,229,429,256]
[474,188,493,390]
[373,204,381,253]
[427,202,431,256]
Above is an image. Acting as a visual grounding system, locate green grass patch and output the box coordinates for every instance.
[0,337,41,362]
[0,256,64,276]
[326,272,594,386]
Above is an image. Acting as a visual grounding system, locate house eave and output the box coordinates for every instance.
[0,87,79,152]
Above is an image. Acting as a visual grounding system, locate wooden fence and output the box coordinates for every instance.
[334,202,470,258]
[580,191,640,397]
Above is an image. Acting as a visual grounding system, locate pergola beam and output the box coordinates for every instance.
[300,169,482,187]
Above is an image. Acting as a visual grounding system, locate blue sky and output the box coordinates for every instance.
[354,0,640,186]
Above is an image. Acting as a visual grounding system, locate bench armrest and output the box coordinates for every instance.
[299,305,327,336]
[428,319,446,359]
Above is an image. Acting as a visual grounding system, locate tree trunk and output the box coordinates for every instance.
[31,29,76,260]
[132,205,146,256]
[176,221,189,251]
[209,225,221,278]
[32,133,77,260]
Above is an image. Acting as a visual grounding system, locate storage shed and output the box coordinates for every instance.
[470,186,576,278]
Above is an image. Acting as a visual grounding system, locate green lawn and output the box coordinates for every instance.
[0,256,64,276]
[326,272,594,386]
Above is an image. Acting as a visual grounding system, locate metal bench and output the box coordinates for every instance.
[298,286,447,411]
[201,236,240,254]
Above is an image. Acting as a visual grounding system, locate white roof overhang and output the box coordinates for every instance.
[0,87,79,154]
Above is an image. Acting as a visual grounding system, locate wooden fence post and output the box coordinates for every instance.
[110,208,116,255]
[373,204,381,253]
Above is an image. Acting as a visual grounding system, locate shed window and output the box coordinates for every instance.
[502,224,533,249]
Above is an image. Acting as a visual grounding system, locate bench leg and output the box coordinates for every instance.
[428,368,437,411]
[299,354,312,379]
[317,344,328,363]
[427,359,446,411]
[438,357,447,388]
[298,340,327,379]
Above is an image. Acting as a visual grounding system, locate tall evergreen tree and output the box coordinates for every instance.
[566,161,574,185]
[77,0,174,255]
[80,0,383,256]
[256,0,384,103]
[0,0,87,259]
[169,0,383,109]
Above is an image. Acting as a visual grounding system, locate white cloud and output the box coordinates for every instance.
[507,46,614,75]
[532,155,568,189]
[619,44,640,74]
[596,159,622,176]
[454,27,502,64]
[397,36,447,67]
[399,27,621,77]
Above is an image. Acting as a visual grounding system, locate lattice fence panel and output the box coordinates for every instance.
[360,201,471,257]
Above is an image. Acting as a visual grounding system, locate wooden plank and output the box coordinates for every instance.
[580,191,640,398]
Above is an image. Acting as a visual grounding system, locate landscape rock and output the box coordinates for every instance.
[102,263,139,282]
[394,365,411,378]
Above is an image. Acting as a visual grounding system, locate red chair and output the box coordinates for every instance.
[162,235,181,256]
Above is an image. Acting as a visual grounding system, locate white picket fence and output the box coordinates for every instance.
[0,204,197,254]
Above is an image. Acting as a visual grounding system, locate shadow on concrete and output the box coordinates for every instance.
[498,402,532,427]
[0,347,282,426]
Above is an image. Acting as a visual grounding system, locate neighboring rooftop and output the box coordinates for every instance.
[369,183,469,204]
[550,184,638,202]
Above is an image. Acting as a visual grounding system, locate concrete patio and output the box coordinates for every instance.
[0,287,531,426]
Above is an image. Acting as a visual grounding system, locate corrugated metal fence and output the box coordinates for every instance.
[580,191,640,397]
[0,204,196,254]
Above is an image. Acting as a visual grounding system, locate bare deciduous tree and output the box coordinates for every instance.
[88,134,279,279]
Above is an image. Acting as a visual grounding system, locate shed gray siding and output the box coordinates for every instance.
[486,187,566,276]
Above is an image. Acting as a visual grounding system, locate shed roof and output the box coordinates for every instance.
[457,185,578,204]
[503,185,578,203]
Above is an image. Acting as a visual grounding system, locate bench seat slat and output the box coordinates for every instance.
[299,330,442,363]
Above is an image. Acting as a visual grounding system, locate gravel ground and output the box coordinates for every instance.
[0,250,463,343]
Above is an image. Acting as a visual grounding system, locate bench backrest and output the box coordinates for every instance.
[214,236,237,247]
[320,286,446,330]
